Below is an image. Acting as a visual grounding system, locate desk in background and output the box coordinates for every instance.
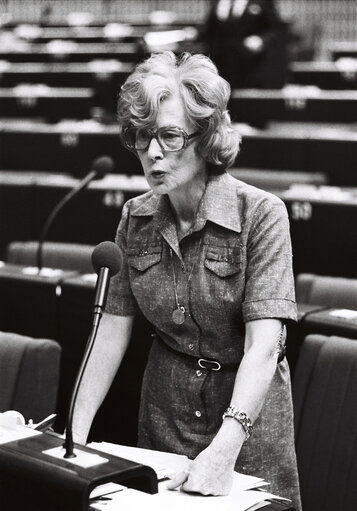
[2,120,357,185]
[0,61,133,111]
[0,42,141,63]
[281,187,357,278]
[329,42,357,60]
[288,61,357,89]
[0,173,356,279]
[230,89,357,124]
[0,263,76,340]
[0,87,95,120]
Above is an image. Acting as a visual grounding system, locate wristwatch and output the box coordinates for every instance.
[222,406,253,441]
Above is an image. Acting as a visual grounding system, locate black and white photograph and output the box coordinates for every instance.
[0,1,356,510]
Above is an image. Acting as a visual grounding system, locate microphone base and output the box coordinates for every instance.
[0,431,158,511]
[44,445,108,468]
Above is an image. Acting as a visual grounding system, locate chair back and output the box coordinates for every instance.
[295,273,357,310]
[293,334,357,511]
[0,331,61,423]
[5,241,95,273]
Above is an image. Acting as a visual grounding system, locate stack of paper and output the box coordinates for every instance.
[88,442,291,511]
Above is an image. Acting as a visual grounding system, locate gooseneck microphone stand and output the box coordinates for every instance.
[63,267,110,458]
[36,172,96,272]
[35,155,114,272]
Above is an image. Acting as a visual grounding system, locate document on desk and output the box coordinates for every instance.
[89,442,289,511]
[0,414,41,445]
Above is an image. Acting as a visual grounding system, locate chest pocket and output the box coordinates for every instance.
[127,244,162,271]
[204,248,242,277]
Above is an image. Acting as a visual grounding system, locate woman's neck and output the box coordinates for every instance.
[169,173,208,237]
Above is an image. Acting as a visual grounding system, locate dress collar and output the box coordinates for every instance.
[131,172,242,234]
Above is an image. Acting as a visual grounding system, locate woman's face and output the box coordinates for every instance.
[136,93,207,196]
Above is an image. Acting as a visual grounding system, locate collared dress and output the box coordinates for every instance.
[106,172,301,509]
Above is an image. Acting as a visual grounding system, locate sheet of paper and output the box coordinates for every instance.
[0,423,41,445]
[90,486,286,511]
[89,442,266,491]
[89,482,126,499]
[87,443,292,511]
[89,441,188,479]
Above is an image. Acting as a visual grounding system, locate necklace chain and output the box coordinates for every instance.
[169,237,202,323]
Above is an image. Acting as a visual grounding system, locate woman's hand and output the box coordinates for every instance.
[166,441,236,496]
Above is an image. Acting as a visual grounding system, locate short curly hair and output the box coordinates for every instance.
[117,51,240,171]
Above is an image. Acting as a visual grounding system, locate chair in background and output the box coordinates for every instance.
[295,273,357,310]
[292,334,357,511]
[0,331,61,423]
[5,241,95,274]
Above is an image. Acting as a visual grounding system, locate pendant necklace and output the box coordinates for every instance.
[169,237,202,325]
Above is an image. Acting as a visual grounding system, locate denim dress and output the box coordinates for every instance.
[106,172,301,510]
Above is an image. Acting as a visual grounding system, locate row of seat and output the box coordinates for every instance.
[2,119,357,186]
[1,172,356,278]
[3,85,357,125]
[1,59,357,90]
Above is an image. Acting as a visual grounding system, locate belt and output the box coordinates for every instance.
[154,333,286,369]
[154,334,239,372]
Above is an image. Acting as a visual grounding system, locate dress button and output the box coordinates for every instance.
[196,370,202,377]
[188,343,194,350]
[195,410,202,418]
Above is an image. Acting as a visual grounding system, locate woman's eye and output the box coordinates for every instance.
[163,131,180,140]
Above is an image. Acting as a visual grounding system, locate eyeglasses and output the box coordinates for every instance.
[123,126,199,152]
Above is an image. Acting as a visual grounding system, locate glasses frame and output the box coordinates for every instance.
[123,125,200,152]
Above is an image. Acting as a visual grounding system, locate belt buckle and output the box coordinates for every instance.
[198,358,221,371]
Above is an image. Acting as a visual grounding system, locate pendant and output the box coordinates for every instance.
[172,305,186,325]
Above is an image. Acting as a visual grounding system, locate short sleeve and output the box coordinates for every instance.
[242,198,297,323]
[106,202,140,316]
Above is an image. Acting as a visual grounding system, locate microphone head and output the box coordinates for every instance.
[91,241,122,277]
[91,155,114,179]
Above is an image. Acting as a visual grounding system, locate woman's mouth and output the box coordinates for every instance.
[151,170,166,179]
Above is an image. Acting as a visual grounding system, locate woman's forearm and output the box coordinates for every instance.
[213,319,282,461]
[72,313,134,444]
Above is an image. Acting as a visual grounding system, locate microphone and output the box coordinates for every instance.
[36,155,114,272]
[0,240,158,509]
[64,241,122,459]
[91,240,123,326]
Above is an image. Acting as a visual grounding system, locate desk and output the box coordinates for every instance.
[281,188,357,278]
[303,308,357,339]
[0,172,147,258]
[0,120,140,174]
[2,119,357,185]
[0,87,95,120]
[289,61,357,89]
[12,24,200,44]
[0,264,77,340]
[0,173,356,279]
[0,61,133,87]
[230,89,357,123]
[0,61,133,110]
[329,41,357,60]
[0,42,141,63]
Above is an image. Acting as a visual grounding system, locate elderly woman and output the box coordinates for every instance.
[73,51,301,509]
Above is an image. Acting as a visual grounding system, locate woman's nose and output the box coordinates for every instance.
[147,137,163,159]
